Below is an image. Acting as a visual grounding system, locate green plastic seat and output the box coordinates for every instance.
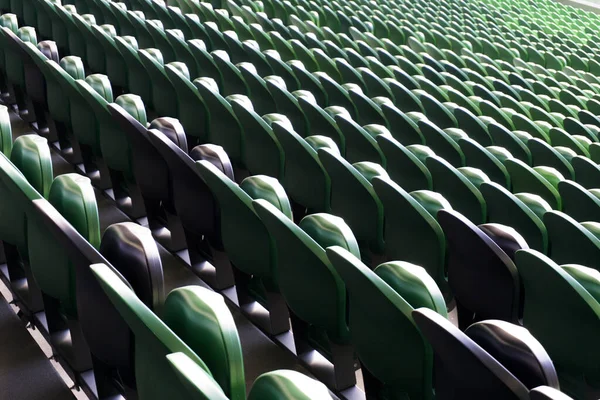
[266,76,309,136]
[515,250,600,398]
[373,177,450,294]
[138,49,184,119]
[114,36,154,104]
[418,92,458,128]
[459,137,510,188]
[377,135,433,191]
[164,64,209,144]
[194,77,243,163]
[271,121,335,213]
[333,115,384,165]
[327,246,446,400]
[559,181,600,222]
[229,95,284,178]
[505,159,562,209]
[319,149,385,256]
[10,135,53,198]
[91,264,235,400]
[297,95,345,151]
[28,172,100,323]
[488,122,532,164]
[418,120,465,167]
[252,199,359,390]
[545,211,600,272]
[527,138,575,179]
[427,155,488,223]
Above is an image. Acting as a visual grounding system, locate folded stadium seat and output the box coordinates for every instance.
[148,129,236,289]
[253,199,358,390]
[229,95,285,179]
[163,31,201,78]
[418,120,464,167]
[427,155,488,223]
[377,135,433,191]
[454,107,494,145]
[530,386,574,400]
[183,39,222,84]
[571,154,600,190]
[211,49,249,97]
[544,211,600,272]
[481,182,550,253]
[70,16,115,77]
[139,48,188,119]
[0,12,19,95]
[438,209,525,329]
[505,159,562,210]
[109,103,188,251]
[3,26,37,119]
[145,19,179,62]
[373,177,450,296]
[549,126,592,157]
[114,36,156,106]
[296,94,345,152]
[194,77,245,165]
[196,160,293,335]
[124,9,157,49]
[28,195,170,397]
[271,120,336,218]
[346,90,388,128]
[515,250,600,399]
[459,138,511,188]
[239,62,279,114]
[331,115,384,165]
[90,26,131,92]
[90,263,233,399]
[264,50,301,92]
[327,246,446,399]
[466,320,559,390]
[315,76,358,119]
[412,308,543,400]
[558,181,600,222]
[527,138,575,180]
[487,122,532,164]
[318,149,385,261]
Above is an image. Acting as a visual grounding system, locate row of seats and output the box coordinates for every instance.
[0,0,597,398]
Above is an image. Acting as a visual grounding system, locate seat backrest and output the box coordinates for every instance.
[253,199,357,342]
[0,153,42,253]
[166,353,229,400]
[100,223,164,312]
[372,177,448,292]
[163,286,245,400]
[481,182,548,253]
[465,320,559,390]
[147,130,226,244]
[248,370,333,400]
[327,246,443,400]
[10,135,53,198]
[90,263,216,400]
[515,250,600,390]
[412,308,529,400]
[29,173,100,316]
[110,100,186,203]
[544,210,600,271]
[318,148,385,253]
[438,210,523,326]
[196,160,289,278]
[29,199,132,373]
